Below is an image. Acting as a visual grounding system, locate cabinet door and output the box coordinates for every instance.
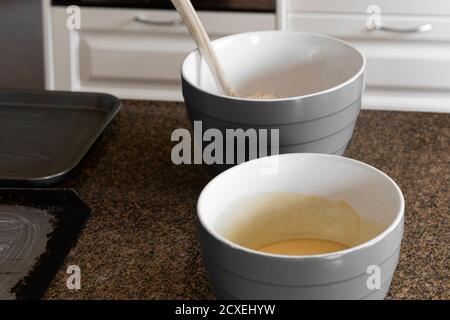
[50,7,275,101]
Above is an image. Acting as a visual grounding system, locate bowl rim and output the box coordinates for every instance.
[181,30,366,102]
[197,153,405,260]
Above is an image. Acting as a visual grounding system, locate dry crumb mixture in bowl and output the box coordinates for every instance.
[246,92,279,100]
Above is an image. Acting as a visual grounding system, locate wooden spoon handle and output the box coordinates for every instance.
[171,0,237,97]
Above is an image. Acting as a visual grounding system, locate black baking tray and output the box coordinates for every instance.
[0,89,121,187]
[0,188,91,299]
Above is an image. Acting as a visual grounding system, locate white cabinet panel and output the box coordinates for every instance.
[360,41,450,90]
[79,32,196,82]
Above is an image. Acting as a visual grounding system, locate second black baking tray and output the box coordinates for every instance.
[0,90,121,187]
[0,188,91,299]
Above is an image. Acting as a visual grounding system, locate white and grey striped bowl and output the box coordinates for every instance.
[181,31,366,162]
[197,154,405,300]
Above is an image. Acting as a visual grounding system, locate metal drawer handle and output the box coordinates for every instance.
[134,15,183,26]
[369,22,433,34]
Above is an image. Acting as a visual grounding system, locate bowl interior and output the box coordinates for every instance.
[182,31,365,99]
[198,154,404,252]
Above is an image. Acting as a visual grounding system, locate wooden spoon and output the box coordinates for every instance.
[171,0,238,97]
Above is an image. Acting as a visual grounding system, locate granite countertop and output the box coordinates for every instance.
[44,100,449,300]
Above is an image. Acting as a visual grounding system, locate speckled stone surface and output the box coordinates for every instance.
[44,100,449,300]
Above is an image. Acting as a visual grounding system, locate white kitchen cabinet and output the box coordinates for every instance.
[280,0,450,112]
[45,1,450,111]
[46,6,276,101]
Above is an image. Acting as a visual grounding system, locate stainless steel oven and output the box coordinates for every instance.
[52,0,276,13]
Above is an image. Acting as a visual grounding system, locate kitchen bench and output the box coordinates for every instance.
[43,100,449,299]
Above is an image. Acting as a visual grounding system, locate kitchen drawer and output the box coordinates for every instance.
[49,7,275,101]
[285,10,450,112]
[287,0,450,16]
[288,13,450,42]
[288,12,450,90]
[78,8,274,35]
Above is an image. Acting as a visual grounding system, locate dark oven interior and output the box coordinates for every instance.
[52,0,276,12]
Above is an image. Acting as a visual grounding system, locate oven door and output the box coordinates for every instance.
[52,0,276,12]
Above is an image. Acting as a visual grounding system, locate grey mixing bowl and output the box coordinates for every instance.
[197,154,405,300]
[181,31,366,164]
